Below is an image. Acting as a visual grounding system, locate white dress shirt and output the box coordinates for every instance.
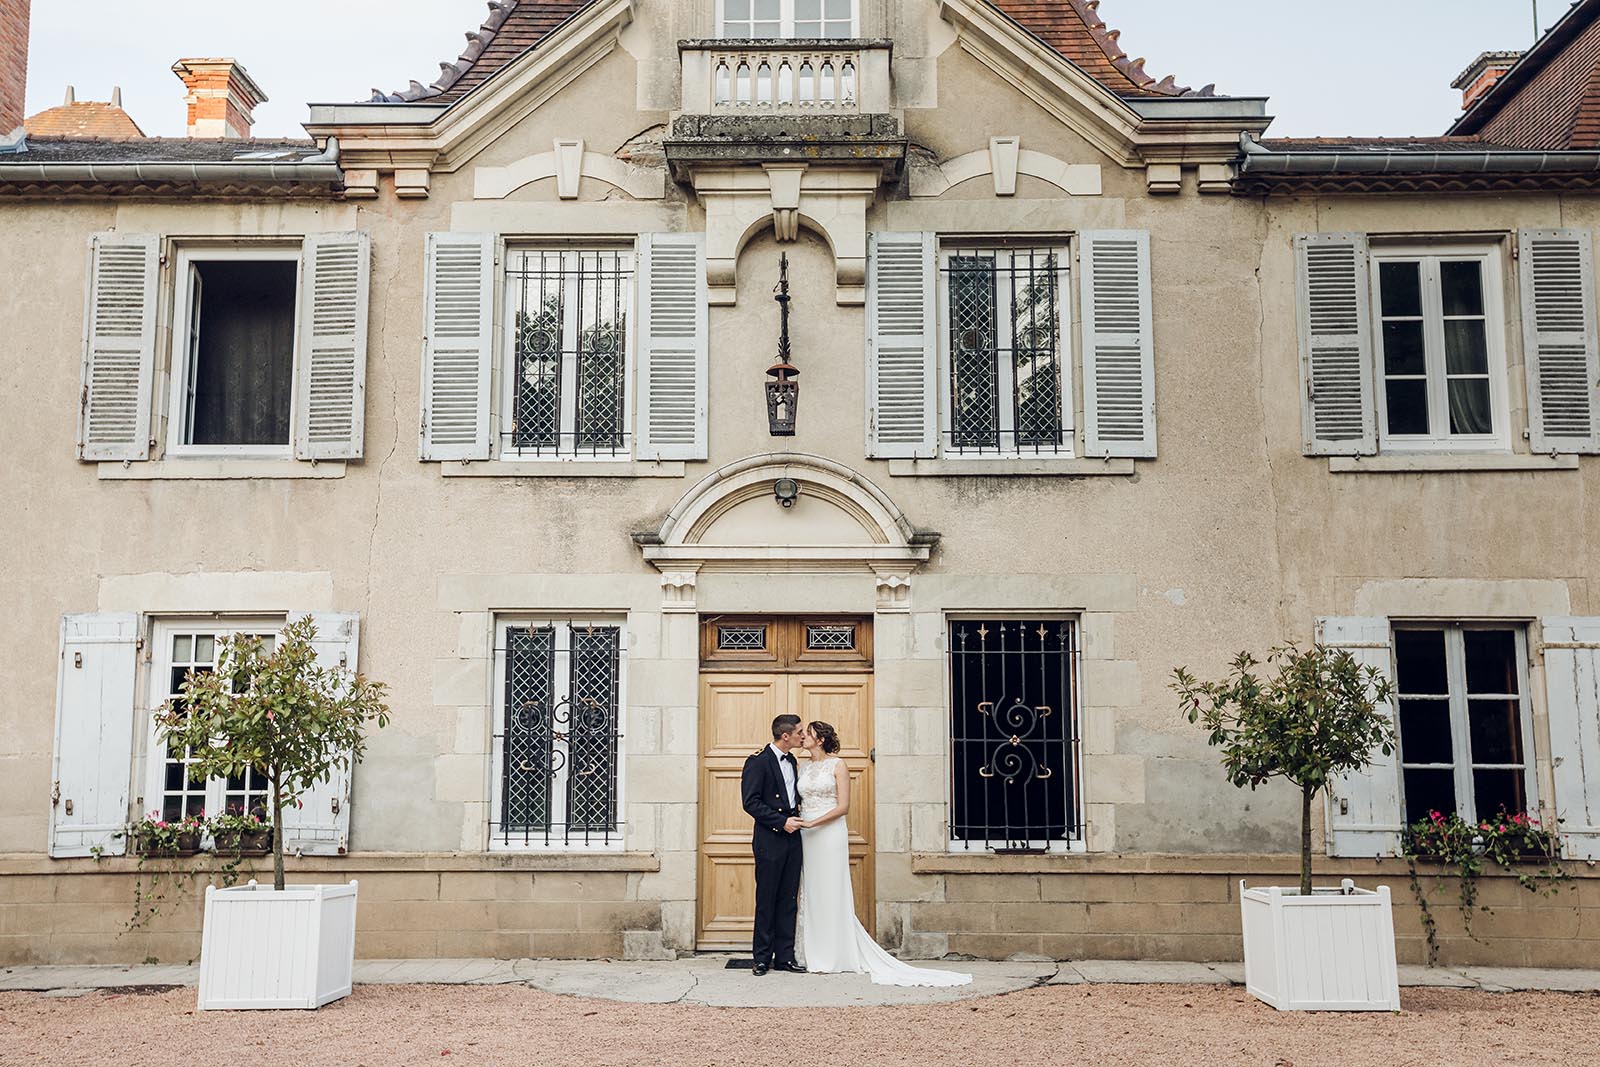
[769,743,797,808]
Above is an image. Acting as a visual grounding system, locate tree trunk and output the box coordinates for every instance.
[271,775,286,892]
[1300,783,1314,896]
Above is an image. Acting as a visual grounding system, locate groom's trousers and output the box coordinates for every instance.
[752,832,803,965]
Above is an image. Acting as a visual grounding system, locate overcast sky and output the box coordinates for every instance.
[21,1,1565,139]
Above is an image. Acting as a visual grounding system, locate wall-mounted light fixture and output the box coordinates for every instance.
[766,253,799,436]
[774,477,800,508]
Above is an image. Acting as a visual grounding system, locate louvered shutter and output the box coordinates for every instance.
[1518,229,1600,454]
[421,232,495,461]
[636,233,707,461]
[77,233,159,461]
[50,613,139,857]
[1080,230,1156,458]
[865,231,937,458]
[1317,616,1403,857]
[1294,233,1376,456]
[293,232,371,460]
[1542,617,1600,860]
[280,612,360,856]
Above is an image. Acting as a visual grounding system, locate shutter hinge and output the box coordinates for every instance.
[1339,797,1349,815]
[73,650,82,669]
[869,747,876,764]
[1511,242,1520,261]
[330,796,341,815]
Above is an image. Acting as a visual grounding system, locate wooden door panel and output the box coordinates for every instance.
[698,667,875,949]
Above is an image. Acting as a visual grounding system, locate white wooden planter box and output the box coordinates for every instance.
[197,879,359,1011]
[1240,879,1400,1012]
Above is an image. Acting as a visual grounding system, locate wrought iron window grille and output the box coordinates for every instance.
[717,624,768,651]
[947,619,1081,853]
[940,246,1071,457]
[805,624,856,651]
[492,620,625,849]
[503,249,633,459]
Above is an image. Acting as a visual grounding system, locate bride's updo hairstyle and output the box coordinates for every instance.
[808,720,841,755]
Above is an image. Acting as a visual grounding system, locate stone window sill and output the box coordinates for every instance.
[98,459,346,480]
[440,460,686,478]
[888,458,1135,477]
[910,851,1600,879]
[10,851,661,875]
[1328,454,1579,473]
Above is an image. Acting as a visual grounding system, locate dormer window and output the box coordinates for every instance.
[719,0,856,39]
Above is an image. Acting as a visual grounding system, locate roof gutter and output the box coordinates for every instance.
[0,137,342,184]
[1237,132,1600,175]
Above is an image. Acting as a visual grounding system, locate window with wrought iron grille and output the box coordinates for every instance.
[491,618,626,850]
[937,244,1073,457]
[145,619,280,824]
[500,248,633,459]
[947,618,1082,852]
[1393,623,1535,827]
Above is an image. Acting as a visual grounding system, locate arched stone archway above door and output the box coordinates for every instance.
[634,453,936,612]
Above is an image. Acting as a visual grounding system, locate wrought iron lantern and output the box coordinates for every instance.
[766,253,799,436]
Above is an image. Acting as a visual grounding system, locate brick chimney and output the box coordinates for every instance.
[0,0,30,133]
[1453,51,1523,111]
[171,57,266,138]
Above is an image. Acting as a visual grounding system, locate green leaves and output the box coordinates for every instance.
[152,616,390,889]
[1173,644,1396,894]
[1172,644,1395,795]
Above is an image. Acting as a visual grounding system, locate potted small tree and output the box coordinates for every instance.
[1172,644,1400,1012]
[157,616,389,1010]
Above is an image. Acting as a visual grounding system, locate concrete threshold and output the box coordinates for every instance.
[1,957,1596,1007]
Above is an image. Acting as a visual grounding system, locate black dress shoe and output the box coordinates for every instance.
[752,962,770,976]
[774,961,807,974]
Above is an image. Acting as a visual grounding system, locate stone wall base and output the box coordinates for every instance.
[4,852,1597,969]
[902,854,1600,970]
[0,853,670,966]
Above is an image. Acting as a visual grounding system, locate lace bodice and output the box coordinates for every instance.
[798,757,840,819]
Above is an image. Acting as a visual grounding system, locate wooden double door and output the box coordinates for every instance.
[696,617,874,951]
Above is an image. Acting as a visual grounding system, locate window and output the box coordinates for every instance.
[168,248,300,455]
[947,618,1081,852]
[1370,246,1508,450]
[146,620,280,823]
[937,244,1072,457]
[1394,624,1535,826]
[719,0,856,38]
[501,248,633,459]
[491,618,626,849]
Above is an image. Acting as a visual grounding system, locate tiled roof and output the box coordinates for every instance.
[1257,137,1520,152]
[24,102,144,140]
[1449,0,1600,148]
[989,0,1206,97]
[5,136,323,163]
[372,0,595,103]
[371,0,1209,105]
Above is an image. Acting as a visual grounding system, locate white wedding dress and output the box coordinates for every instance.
[797,757,971,987]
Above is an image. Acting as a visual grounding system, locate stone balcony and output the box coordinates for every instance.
[665,39,905,181]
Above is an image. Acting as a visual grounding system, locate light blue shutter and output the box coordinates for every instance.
[1318,616,1402,858]
[1295,233,1376,456]
[421,232,495,461]
[636,233,707,461]
[280,612,360,856]
[1080,230,1156,458]
[50,614,139,857]
[1519,229,1600,454]
[1542,617,1600,860]
[78,233,159,461]
[866,231,937,458]
[294,231,372,460]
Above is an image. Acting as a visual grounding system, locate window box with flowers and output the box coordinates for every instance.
[131,811,205,857]
[209,808,274,857]
[1402,809,1571,965]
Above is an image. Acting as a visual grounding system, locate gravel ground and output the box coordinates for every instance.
[3,983,1597,1067]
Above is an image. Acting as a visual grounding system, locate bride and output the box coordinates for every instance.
[795,721,971,987]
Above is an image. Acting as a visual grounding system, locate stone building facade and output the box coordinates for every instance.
[2,0,1599,967]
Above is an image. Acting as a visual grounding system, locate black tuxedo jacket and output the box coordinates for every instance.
[742,746,801,855]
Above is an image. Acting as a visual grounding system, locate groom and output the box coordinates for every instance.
[741,713,805,976]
